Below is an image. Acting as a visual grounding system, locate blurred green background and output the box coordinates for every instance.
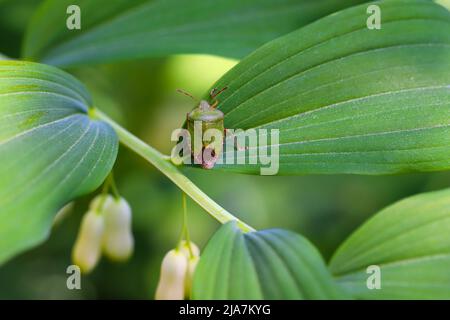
[1,0,450,299]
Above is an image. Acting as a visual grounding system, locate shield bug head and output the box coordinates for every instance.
[177,87,228,169]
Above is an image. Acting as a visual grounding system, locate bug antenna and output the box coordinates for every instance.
[210,86,228,99]
[176,89,198,102]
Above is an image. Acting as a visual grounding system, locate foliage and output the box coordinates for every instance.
[0,0,449,300]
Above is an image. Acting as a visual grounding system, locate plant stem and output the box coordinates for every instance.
[108,172,121,200]
[181,192,194,258]
[94,174,113,214]
[93,109,254,233]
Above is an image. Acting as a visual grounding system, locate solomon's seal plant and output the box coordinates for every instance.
[1,0,450,300]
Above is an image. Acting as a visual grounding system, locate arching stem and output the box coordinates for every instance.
[93,109,254,233]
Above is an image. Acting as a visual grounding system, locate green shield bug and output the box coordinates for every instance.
[177,87,228,169]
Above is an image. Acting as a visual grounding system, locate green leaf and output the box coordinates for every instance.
[200,0,450,175]
[192,221,344,299]
[22,0,366,67]
[0,60,118,264]
[329,188,450,299]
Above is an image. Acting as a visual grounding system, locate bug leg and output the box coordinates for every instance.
[210,100,218,109]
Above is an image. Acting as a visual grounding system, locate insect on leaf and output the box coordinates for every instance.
[200,0,450,175]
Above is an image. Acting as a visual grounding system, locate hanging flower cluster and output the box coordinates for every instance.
[155,240,200,300]
[72,194,134,273]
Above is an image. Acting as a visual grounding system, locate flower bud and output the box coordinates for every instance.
[102,197,134,261]
[155,249,188,300]
[72,210,104,274]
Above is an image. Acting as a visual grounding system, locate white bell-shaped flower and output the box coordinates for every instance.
[155,249,188,300]
[72,209,105,274]
[102,196,134,261]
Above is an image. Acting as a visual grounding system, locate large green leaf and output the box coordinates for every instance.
[22,0,366,67]
[329,188,450,299]
[192,221,344,299]
[0,60,118,264]
[197,0,450,175]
